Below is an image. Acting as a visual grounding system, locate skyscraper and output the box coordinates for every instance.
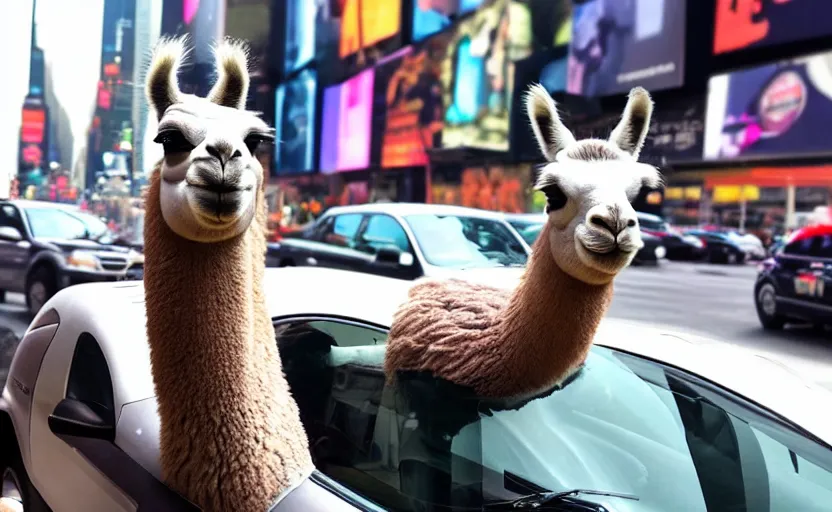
[132,0,163,193]
[18,0,49,197]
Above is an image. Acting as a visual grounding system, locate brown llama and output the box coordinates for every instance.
[142,36,312,511]
[385,84,662,399]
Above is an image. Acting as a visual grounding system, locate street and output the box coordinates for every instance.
[0,262,830,392]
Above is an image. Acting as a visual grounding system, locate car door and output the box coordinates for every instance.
[308,213,373,271]
[0,204,32,292]
[776,236,816,307]
[353,214,421,279]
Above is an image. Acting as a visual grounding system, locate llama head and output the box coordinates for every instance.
[525,84,662,285]
[145,36,272,243]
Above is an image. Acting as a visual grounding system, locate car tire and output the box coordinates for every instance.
[0,418,48,512]
[755,282,786,330]
[25,267,56,318]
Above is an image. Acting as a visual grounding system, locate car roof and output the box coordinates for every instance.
[32,267,832,444]
[4,199,77,211]
[503,213,547,221]
[788,224,832,245]
[636,212,663,222]
[322,202,513,221]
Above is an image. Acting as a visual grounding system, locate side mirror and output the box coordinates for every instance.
[0,226,22,242]
[48,398,115,442]
[375,245,403,265]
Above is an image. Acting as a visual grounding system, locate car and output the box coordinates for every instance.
[266,203,531,280]
[636,212,705,261]
[755,224,832,330]
[504,213,666,265]
[685,230,747,264]
[3,267,832,512]
[724,231,767,261]
[0,200,145,316]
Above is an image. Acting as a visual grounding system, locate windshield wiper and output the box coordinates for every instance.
[489,489,639,509]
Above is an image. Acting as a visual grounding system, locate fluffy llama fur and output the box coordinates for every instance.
[142,37,312,511]
[385,227,613,399]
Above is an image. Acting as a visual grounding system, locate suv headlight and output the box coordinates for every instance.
[66,250,99,271]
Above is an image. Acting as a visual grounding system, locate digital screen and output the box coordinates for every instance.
[567,0,686,97]
[376,44,447,168]
[431,165,532,213]
[507,0,572,61]
[284,0,316,74]
[440,0,513,150]
[319,69,375,173]
[340,0,402,58]
[274,70,317,175]
[21,108,46,145]
[183,0,198,24]
[703,50,832,160]
[714,0,832,55]
[413,0,484,42]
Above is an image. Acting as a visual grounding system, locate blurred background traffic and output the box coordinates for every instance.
[2,0,832,390]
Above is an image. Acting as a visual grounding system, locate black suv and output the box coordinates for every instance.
[754,225,832,330]
[0,200,144,315]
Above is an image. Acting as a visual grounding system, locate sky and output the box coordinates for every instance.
[0,0,104,197]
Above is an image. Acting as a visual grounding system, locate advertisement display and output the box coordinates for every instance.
[704,50,832,160]
[507,0,572,61]
[567,0,686,97]
[714,0,832,55]
[284,0,316,74]
[340,0,402,58]
[274,70,317,175]
[320,69,376,173]
[21,108,46,144]
[432,164,533,213]
[375,39,450,168]
[440,0,513,151]
[413,0,484,42]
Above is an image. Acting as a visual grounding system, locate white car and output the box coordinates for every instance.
[725,231,767,260]
[2,267,832,511]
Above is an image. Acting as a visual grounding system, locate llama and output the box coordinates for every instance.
[385,84,662,399]
[142,37,312,511]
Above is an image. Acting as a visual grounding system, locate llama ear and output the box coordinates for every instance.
[640,165,664,191]
[525,84,576,162]
[609,87,653,159]
[207,38,250,110]
[146,36,187,120]
[534,169,568,213]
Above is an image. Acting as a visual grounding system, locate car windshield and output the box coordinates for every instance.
[24,208,93,240]
[507,219,545,245]
[404,214,528,268]
[68,211,114,242]
[639,217,669,232]
[297,335,832,512]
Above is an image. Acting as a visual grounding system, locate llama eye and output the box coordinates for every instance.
[154,130,195,154]
[541,183,568,211]
[244,133,274,154]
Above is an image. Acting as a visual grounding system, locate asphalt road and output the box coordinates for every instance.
[0,261,830,391]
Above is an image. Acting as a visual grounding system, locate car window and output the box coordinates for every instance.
[25,207,89,239]
[66,333,116,428]
[404,214,528,268]
[0,205,25,234]
[817,235,832,259]
[69,211,112,242]
[638,217,667,231]
[784,237,814,257]
[278,329,832,511]
[357,215,411,254]
[320,214,364,248]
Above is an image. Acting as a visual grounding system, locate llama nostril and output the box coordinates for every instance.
[627,219,636,228]
[230,149,242,160]
[206,146,222,162]
[590,215,615,234]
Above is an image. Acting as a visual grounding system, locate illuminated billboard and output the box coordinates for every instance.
[320,69,376,173]
[340,0,402,58]
[274,70,317,175]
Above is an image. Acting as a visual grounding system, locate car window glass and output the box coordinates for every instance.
[25,208,88,239]
[784,237,813,256]
[405,214,528,268]
[0,205,25,233]
[358,215,411,254]
[321,214,363,248]
[277,324,832,511]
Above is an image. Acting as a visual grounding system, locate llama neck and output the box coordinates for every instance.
[496,227,613,396]
[143,172,311,511]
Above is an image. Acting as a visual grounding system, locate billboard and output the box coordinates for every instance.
[507,0,572,61]
[704,50,832,160]
[440,0,513,151]
[714,0,832,55]
[567,0,686,97]
[284,0,316,74]
[340,0,401,58]
[413,0,484,42]
[274,70,317,175]
[431,164,533,213]
[319,69,376,173]
[374,39,450,168]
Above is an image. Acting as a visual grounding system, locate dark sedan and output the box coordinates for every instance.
[685,230,746,264]
[637,212,705,261]
[755,224,832,330]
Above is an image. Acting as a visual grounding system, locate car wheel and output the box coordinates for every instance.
[727,252,737,264]
[0,421,47,512]
[25,267,56,317]
[755,282,786,330]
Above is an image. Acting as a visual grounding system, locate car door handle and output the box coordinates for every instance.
[306,257,317,266]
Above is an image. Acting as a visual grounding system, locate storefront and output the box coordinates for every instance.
[430,163,537,213]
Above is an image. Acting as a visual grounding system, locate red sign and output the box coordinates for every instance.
[21,108,45,144]
[22,143,43,167]
[104,62,120,77]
